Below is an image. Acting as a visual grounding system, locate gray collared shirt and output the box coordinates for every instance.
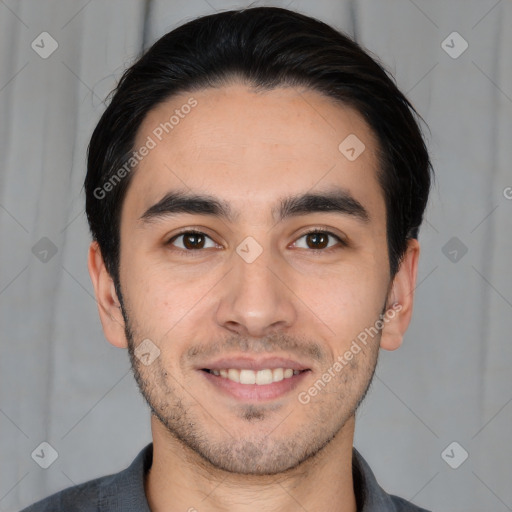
[21,443,431,511]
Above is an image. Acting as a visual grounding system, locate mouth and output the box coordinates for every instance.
[197,356,312,402]
[201,367,307,385]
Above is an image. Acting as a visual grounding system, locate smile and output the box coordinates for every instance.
[200,367,311,401]
[204,368,305,385]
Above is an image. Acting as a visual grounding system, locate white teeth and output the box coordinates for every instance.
[210,368,303,385]
[227,368,240,383]
[256,369,273,385]
[240,369,256,384]
[273,368,284,382]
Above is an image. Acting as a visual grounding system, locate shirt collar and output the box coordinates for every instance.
[352,446,408,510]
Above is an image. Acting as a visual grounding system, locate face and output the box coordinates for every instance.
[89,83,418,475]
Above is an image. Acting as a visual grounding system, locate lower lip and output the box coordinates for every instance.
[200,370,311,401]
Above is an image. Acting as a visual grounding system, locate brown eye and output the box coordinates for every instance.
[293,230,346,251]
[182,233,205,249]
[167,231,217,251]
[305,232,329,249]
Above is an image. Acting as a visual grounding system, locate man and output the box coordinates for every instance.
[22,6,433,512]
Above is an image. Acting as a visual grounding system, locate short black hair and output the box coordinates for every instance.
[85,6,434,296]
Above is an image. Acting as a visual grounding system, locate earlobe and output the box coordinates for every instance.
[379,302,404,351]
[379,238,420,351]
[87,241,128,349]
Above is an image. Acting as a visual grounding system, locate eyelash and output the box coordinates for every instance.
[166,228,347,256]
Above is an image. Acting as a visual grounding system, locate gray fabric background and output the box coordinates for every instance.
[1,1,511,511]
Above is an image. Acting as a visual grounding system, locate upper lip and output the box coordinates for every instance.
[198,356,311,372]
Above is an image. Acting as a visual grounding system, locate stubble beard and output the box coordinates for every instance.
[119,295,381,476]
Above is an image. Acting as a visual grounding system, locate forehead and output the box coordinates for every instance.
[122,83,385,226]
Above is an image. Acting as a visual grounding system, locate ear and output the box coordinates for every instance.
[87,240,128,348]
[380,238,420,351]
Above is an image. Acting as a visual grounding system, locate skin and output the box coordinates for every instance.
[88,82,419,512]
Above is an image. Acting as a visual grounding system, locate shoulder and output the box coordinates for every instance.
[19,442,153,512]
[388,493,432,512]
[352,446,432,512]
[19,474,110,511]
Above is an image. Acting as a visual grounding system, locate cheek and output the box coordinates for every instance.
[122,256,218,340]
[301,264,386,344]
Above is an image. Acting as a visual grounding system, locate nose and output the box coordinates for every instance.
[215,242,298,338]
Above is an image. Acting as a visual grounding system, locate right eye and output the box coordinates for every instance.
[166,230,219,253]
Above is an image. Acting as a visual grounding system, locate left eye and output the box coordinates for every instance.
[293,231,345,250]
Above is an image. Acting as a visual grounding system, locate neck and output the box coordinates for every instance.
[144,415,358,512]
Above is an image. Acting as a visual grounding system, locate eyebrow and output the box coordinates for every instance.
[137,186,370,226]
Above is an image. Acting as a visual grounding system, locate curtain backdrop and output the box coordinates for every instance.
[1,1,511,511]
